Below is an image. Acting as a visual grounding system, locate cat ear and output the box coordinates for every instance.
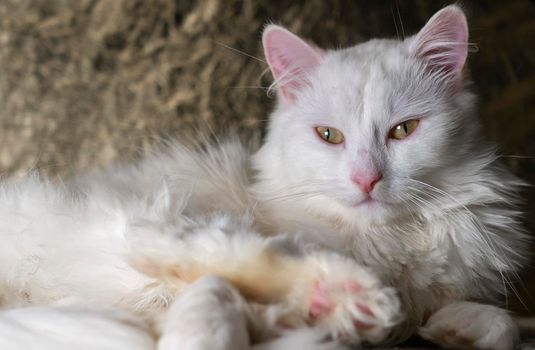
[408,5,468,81]
[262,25,324,102]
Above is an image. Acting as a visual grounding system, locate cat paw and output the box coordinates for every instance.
[418,301,518,350]
[158,275,254,350]
[303,254,403,344]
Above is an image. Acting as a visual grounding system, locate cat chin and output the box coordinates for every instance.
[350,204,397,227]
[311,196,399,229]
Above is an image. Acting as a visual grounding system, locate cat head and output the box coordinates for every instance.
[254,5,481,228]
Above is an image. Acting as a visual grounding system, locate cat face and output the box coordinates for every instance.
[255,6,477,227]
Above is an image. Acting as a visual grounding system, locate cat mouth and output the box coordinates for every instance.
[348,195,381,208]
[359,197,378,206]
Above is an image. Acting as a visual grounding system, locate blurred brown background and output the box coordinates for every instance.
[0,0,533,315]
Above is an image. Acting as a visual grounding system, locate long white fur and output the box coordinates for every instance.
[0,307,154,350]
[0,4,527,350]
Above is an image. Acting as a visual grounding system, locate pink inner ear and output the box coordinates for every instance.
[409,6,468,76]
[263,25,324,101]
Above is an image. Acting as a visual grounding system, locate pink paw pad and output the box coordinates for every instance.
[353,301,376,330]
[343,281,362,293]
[356,303,373,316]
[309,279,378,332]
[309,281,333,319]
[353,292,376,330]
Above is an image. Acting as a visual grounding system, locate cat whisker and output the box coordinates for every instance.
[408,188,515,306]
[390,4,401,41]
[392,0,405,40]
[267,66,311,97]
[260,190,323,203]
[226,86,270,90]
[214,40,267,64]
[498,155,535,159]
[407,179,528,310]
[398,196,423,224]
[253,180,336,203]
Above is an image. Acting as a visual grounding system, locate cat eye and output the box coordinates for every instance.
[389,119,419,140]
[315,126,345,144]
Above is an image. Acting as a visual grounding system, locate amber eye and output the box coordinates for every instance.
[389,119,420,140]
[315,126,345,144]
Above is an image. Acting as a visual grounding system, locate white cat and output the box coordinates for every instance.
[0,5,527,350]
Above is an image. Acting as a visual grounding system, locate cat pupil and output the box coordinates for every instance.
[324,129,331,139]
[402,123,408,134]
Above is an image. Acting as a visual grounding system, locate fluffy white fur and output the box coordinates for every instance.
[0,307,154,350]
[0,5,527,350]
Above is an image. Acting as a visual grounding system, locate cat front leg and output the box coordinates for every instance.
[157,275,263,350]
[418,301,518,350]
[131,222,402,346]
[156,275,349,350]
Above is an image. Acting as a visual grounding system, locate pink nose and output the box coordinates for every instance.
[351,172,383,194]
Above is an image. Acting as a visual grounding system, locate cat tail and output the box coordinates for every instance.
[0,306,154,350]
[253,328,348,350]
